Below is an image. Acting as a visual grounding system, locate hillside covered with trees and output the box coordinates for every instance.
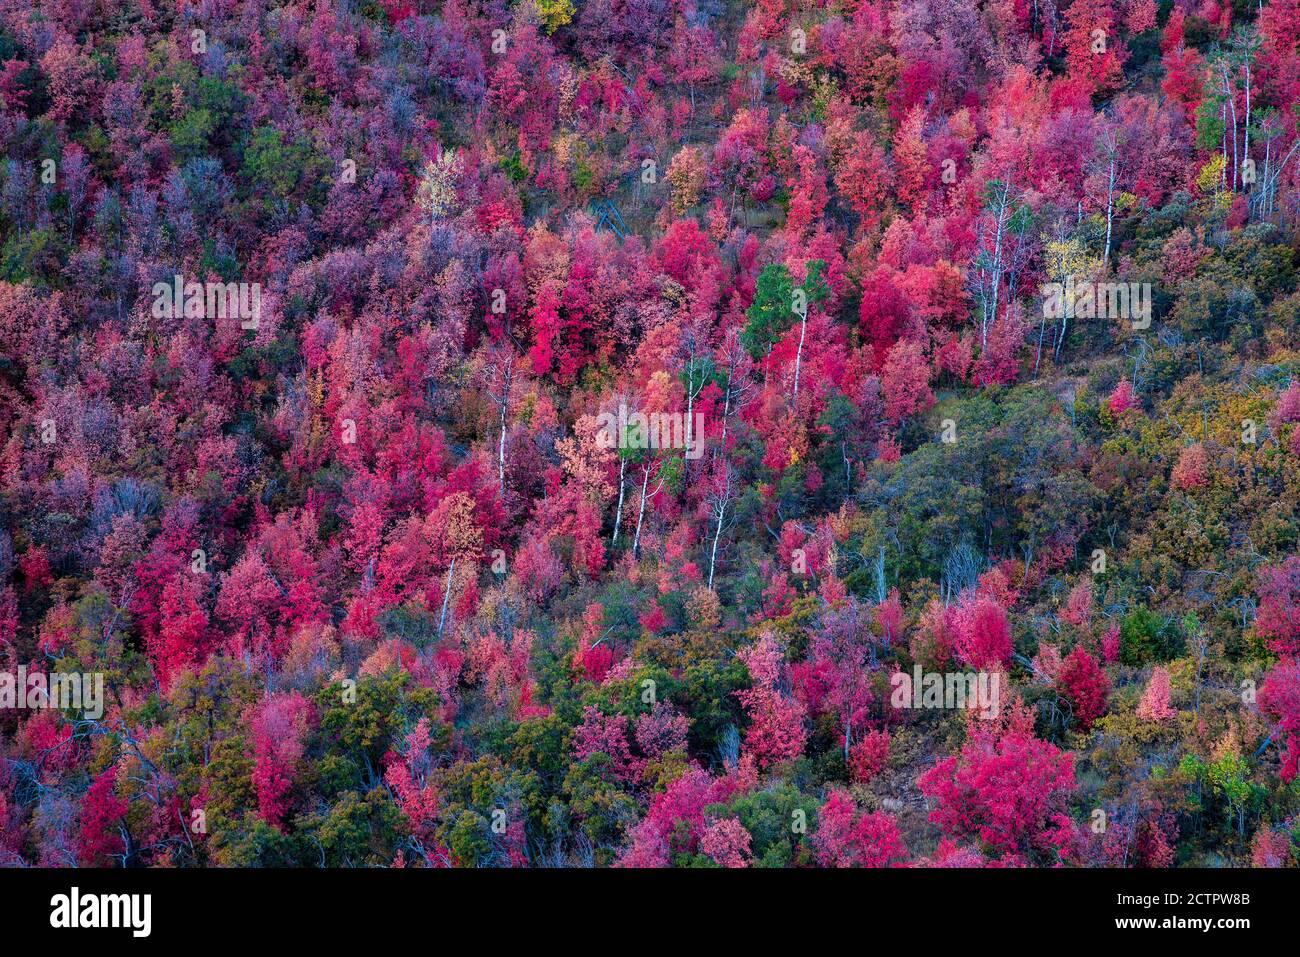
[3,0,1300,869]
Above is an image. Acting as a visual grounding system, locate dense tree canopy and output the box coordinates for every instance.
[2,0,1300,868]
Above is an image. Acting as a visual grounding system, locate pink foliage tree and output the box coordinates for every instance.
[1171,443,1209,490]
[736,636,807,768]
[918,728,1076,859]
[849,728,890,784]
[1056,646,1110,730]
[78,767,127,866]
[572,706,640,782]
[1106,379,1136,417]
[1255,557,1300,656]
[700,817,753,868]
[953,595,1014,670]
[249,692,315,828]
[1136,667,1177,721]
[1260,658,1300,783]
[384,718,440,845]
[812,790,908,867]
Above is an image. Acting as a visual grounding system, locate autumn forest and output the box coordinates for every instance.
[2,0,1300,872]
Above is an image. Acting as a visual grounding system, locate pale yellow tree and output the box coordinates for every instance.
[1037,234,1102,372]
[416,149,461,224]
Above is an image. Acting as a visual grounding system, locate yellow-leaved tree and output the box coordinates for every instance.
[534,0,574,33]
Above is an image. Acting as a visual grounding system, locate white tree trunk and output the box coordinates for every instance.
[633,464,650,557]
[496,358,511,499]
[612,456,626,544]
[1103,147,1116,267]
[708,500,725,591]
[792,310,807,400]
[437,558,456,638]
[684,367,695,459]
[708,472,731,591]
